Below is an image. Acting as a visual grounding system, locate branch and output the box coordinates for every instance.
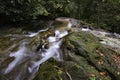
[66,71,73,80]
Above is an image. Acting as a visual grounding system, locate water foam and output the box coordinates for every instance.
[3,19,72,80]
[28,29,68,73]
[27,28,48,37]
[4,42,27,74]
[28,21,71,73]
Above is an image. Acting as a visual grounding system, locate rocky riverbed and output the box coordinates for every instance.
[0,17,120,80]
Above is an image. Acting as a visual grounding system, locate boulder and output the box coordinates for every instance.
[33,31,120,80]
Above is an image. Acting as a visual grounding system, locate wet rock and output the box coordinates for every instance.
[0,18,120,80]
[61,31,120,80]
[32,18,120,80]
[33,31,120,80]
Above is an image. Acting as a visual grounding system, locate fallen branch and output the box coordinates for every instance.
[66,71,73,80]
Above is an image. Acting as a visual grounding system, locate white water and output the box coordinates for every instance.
[47,36,57,42]
[28,29,68,73]
[88,29,120,51]
[114,33,120,38]
[27,28,48,37]
[3,19,72,80]
[55,30,68,38]
[4,42,27,74]
[28,20,71,73]
[28,41,62,72]
[28,32,38,37]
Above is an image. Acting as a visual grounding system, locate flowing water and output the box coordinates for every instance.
[0,19,71,80]
[4,42,28,74]
[1,18,119,80]
[26,28,49,37]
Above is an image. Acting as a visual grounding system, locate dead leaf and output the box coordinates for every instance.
[99,72,106,76]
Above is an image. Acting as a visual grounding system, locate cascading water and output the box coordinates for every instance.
[26,28,49,37]
[0,19,72,80]
[4,42,28,74]
[28,30,68,73]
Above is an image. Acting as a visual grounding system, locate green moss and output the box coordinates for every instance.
[33,60,63,80]
[61,31,119,80]
[68,31,100,52]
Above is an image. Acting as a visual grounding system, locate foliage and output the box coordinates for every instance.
[0,0,120,33]
[89,77,96,80]
[79,0,120,33]
[0,0,48,21]
[0,0,71,21]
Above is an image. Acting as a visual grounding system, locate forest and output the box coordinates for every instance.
[0,0,120,33]
[0,1,120,80]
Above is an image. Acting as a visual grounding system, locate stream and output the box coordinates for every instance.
[0,19,71,80]
[0,18,120,80]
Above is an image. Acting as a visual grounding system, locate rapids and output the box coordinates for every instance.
[26,28,48,37]
[28,29,68,74]
[0,18,72,80]
[4,42,27,74]
[0,18,120,80]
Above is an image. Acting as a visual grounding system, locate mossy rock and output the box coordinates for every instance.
[33,61,62,80]
[33,31,120,80]
[61,31,120,80]
[28,28,55,52]
[0,18,120,80]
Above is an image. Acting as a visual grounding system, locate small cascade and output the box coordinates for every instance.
[4,42,28,74]
[26,28,48,37]
[27,19,71,79]
[55,30,68,38]
[28,29,69,75]
[81,27,90,31]
[1,18,72,80]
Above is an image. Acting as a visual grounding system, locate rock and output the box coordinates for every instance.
[33,31,120,80]
[33,18,120,80]
[61,31,120,80]
[90,30,120,54]
[0,18,120,80]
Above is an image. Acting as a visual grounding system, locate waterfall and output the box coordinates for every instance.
[81,27,90,31]
[28,29,68,74]
[2,19,72,80]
